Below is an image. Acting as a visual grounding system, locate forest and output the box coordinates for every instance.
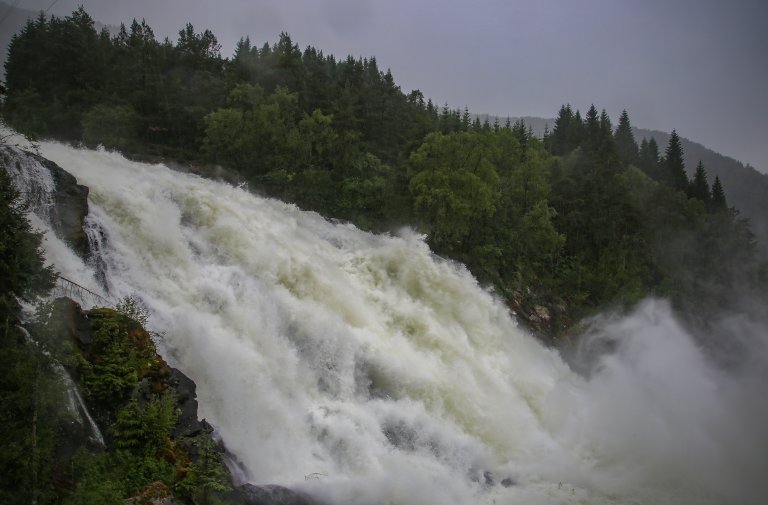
[1,6,766,335]
[2,6,768,505]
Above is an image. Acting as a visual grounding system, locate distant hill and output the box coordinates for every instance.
[500,115,768,254]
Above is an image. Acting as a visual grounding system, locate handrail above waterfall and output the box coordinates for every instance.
[53,276,113,308]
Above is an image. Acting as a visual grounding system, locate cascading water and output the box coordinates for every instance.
[1,144,56,221]
[8,140,767,505]
[16,326,105,448]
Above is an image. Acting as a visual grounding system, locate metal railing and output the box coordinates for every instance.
[52,276,112,308]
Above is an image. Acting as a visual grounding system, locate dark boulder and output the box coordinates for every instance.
[1,145,90,257]
[42,155,90,257]
[169,367,207,438]
[222,484,321,505]
[500,477,515,487]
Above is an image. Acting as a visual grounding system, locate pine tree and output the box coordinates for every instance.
[461,107,470,130]
[512,119,528,149]
[663,130,688,192]
[638,137,661,180]
[597,109,617,160]
[614,110,639,167]
[688,161,711,204]
[584,104,601,153]
[550,104,575,155]
[710,175,728,211]
[0,169,57,317]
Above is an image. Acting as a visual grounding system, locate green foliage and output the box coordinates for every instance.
[64,443,176,504]
[711,175,728,211]
[3,8,107,139]
[408,131,500,251]
[79,317,140,404]
[688,161,711,204]
[26,300,212,502]
[0,164,57,317]
[175,435,231,504]
[64,451,124,505]
[74,308,158,409]
[82,104,140,150]
[115,294,152,327]
[0,327,64,505]
[0,163,59,504]
[663,130,688,192]
[614,110,639,167]
[113,394,178,456]
[202,84,300,175]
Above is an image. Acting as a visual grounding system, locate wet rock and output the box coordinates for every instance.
[1,145,89,256]
[222,484,320,505]
[169,367,206,438]
[534,305,551,324]
[500,477,515,487]
[49,297,96,349]
[29,153,91,257]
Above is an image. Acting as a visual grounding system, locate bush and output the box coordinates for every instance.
[82,105,139,151]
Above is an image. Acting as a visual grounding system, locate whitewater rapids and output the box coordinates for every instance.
[12,141,768,505]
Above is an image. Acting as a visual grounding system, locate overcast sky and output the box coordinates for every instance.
[19,0,768,172]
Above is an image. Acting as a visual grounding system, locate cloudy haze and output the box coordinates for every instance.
[14,0,768,172]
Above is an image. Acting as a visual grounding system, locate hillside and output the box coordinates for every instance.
[633,127,768,254]
[3,1,765,255]
[505,115,768,253]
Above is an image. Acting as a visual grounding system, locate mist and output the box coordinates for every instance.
[560,299,768,504]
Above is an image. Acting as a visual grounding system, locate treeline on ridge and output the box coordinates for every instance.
[2,7,766,335]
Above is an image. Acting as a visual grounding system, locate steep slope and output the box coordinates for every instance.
[509,115,768,253]
[634,127,768,254]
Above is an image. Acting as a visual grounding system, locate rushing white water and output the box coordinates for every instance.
[11,141,768,505]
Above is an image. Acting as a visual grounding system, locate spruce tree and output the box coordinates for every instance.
[570,110,584,150]
[597,109,617,160]
[584,104,601,153]
[550,104,574,155]
[512,119,528,149]
[711,175,728,211]
[663,130,688,192]
[614,110,639,167]
[688,161,711,204]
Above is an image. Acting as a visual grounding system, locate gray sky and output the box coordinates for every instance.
[22,0,768,172]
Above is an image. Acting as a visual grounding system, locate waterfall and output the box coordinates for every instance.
[16,326,105,448]
[56,361,106,448]
[8,140,767,505]
[1,145,56,221]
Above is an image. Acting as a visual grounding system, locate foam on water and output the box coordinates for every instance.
[10,141,765,505]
